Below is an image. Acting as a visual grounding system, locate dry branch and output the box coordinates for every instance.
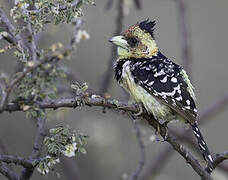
[129,117,145,180]
[2,94,215,179]
[0,56,59,113]
[0,155,33,168]
[20,111,47,180]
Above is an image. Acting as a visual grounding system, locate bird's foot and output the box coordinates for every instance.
[160,121,169,141]
[134,103,144,117]
[154,121,169,141]
[155,123,162,141]
[163,126,169,141]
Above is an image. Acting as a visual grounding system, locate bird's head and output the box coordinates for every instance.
[109,19,158,59]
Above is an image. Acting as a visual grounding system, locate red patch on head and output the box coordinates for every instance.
[122,23,139,36]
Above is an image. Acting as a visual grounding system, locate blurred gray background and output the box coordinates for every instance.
[1,0,228,180]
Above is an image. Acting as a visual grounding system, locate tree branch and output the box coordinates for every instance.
[0,8,27,52]
[0,165,19,180]
[140,93,228,179]
[4,96,137,113]
[143,115,212,180]
[100,0,124,95]
[59,0,81,11]
[175,0,192,77]
[199,94,228,125]
[129,117,145,180]
[205,151,228,173]
[3,94,212,179]
[105,0,114,10]
[0,56,59,113]
[133,0,142,9]
[0,140,19,180]
[0,155,33,168]
[139,146,174,180]
[19,110,47,180]
[28,0,81,14]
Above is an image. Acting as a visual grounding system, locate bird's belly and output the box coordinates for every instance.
[120,64,173,121]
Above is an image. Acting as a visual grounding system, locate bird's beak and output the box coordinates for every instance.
[109,35,129,50]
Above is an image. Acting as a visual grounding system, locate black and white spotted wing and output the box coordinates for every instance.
[129,53,197,123]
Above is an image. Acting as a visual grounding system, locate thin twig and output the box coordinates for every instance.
[20,110,47,180]
[206,152,228,173]
[4,96,138,113]
[24,22,37,61]
[0,155,33,168]
[199,94,228,125]
[129,116,145,180]
[70,19,83,47]
[3,95,213,179]
[139,93,228,179]
[0,134,18,179]
[59,0,81,11]
[22,0,81,15]
[145,116,212,180]
[0,56,59,113]
[100,0,124,95]
[175,0,192,77]
[0,165,19,180]
[105,0,114,10]
[139,146,174,180]
[0,8,27,52]
[133,0,142,9]
[0,138,14,170]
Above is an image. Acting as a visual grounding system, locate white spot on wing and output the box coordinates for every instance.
[157,84,181,97]
[186,100,190,105]
[135,62,141,66]
[199,143,206,151]
[185,106,191,110]
[154,70,165,77]
[160,76,167,83]
[176,96,182,101]
[148,81,154,86]
[208,155,213,162]
[143,80,148,83]
[171,77,177,83]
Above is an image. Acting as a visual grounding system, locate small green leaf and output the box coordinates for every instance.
[79,147,87,154]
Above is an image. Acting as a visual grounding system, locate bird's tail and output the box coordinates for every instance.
[191,122,213,172]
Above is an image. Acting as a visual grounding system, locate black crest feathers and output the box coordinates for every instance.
[138,19,156,38]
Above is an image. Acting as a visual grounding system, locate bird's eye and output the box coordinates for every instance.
[127,37,138,47]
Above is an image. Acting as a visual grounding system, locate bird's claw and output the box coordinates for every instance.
[155,121,169,142]
[163,126,169,141]
[134,103,144,117]
[155,123,162,141]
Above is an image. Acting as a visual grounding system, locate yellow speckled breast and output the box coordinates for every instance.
[120,61,174,121]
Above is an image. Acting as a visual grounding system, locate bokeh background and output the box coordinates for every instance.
[1,0,228,180]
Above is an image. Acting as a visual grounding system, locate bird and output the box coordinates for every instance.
[109,19,213,170]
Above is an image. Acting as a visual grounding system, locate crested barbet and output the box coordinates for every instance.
[109,19,213,170]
